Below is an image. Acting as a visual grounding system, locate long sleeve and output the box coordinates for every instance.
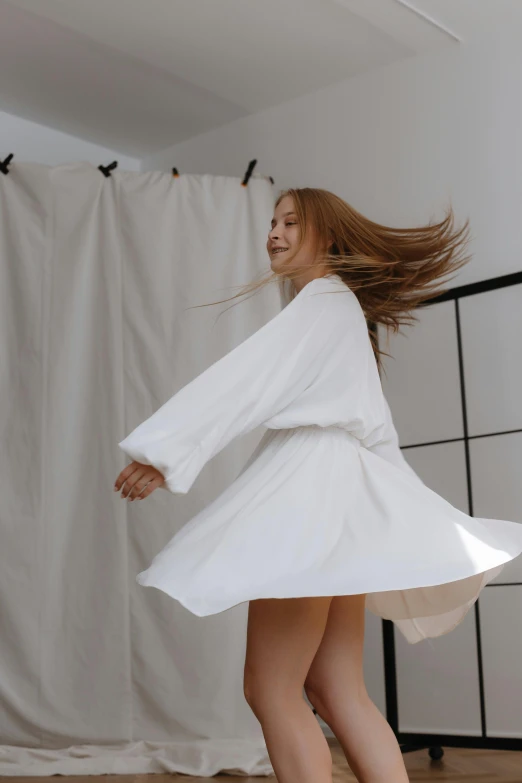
[118,278,364,494]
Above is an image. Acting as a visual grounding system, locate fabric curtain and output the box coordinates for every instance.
[0,162,279,776]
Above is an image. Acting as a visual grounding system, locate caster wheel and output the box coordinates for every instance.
[429,746,444,760]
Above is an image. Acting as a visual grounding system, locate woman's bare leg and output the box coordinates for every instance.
[244,595,334,783]
[304,594,409,783]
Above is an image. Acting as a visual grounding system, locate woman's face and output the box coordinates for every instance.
[267,196,317,275]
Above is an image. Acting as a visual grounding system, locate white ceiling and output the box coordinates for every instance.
[0,0,519,158]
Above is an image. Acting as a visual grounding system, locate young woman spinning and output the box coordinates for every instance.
[115,188,522,782]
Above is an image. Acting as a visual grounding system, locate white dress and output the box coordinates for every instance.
[118,273,522,644]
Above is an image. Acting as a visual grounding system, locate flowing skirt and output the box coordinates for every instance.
[137,425,522,644]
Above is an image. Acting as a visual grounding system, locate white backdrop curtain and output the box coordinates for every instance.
[0,162,280,776]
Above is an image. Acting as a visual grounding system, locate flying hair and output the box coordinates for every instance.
[187,187,471,374]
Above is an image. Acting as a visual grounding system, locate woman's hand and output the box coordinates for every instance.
[114,461,165,501]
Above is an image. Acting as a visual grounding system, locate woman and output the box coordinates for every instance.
[114,188,522,783]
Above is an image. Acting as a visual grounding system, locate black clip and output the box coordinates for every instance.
[241,159,257,187]
[172,167,180,178]
[98,161,118,178]
[0,154,14,175]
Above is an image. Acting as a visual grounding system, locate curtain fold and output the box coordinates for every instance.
[0,162,277,776]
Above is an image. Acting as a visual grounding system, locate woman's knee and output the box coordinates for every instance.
[304,670,369,721]
[243,655,302,712]
[243,596,332,714]
[242,662,259,708]
[303,676,334,720]
[304,678,368,727]
[243,669,290,718]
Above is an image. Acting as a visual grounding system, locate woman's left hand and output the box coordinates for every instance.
[114,461,165,500]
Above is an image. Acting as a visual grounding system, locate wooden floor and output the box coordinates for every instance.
[4,739,521,782]
[327,738,522,781]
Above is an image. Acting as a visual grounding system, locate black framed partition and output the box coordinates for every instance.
[380,270,522,757]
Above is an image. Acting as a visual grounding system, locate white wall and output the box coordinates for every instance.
[0,109,140,169]
[143,26,522,286]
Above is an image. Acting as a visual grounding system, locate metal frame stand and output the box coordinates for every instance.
[382,270,522,759]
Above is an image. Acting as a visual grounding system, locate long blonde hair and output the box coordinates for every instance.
[188,187,471,372]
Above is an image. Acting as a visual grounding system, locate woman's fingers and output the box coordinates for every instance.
[114,461,139,492]
[115,462,144,497]
[134,475,164,500]
[115,462,165,500]
[126,468,165,500]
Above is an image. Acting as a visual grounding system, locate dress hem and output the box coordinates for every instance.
[135,540,521,622]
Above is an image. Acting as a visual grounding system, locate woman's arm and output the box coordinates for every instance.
[118,280,363,494]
